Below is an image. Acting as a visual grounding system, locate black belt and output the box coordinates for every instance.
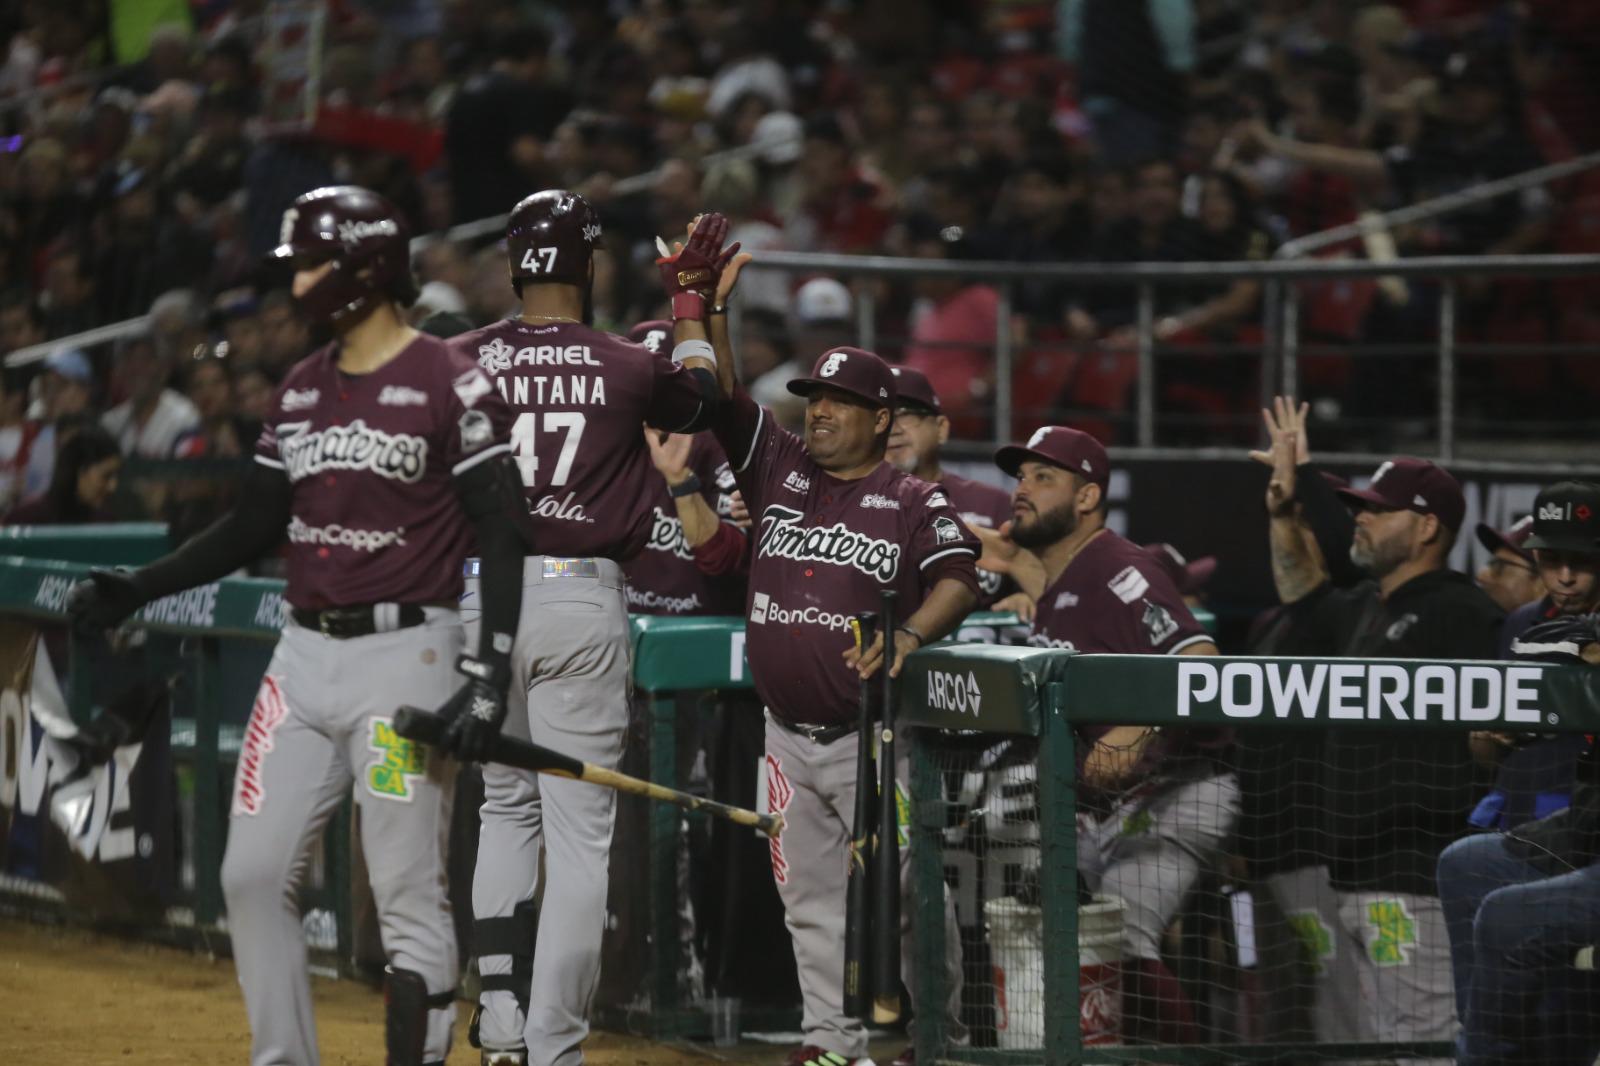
[773,716,860,745]
[290,603,426,639]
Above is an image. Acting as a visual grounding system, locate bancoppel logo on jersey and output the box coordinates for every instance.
[782,471,811,494]
[1175,661,1548,724]
[626,585,701,614]
[281,388,320,412]
[645,506,694,561]
[278,419,428,483]
[757,505,902,581]
[860,493,899,510]
[288,516,407,553]
[477,337,604,373]
[378,385,428,406]
[748,591,852,632]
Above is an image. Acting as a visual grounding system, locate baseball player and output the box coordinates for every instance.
[976,426,1232,1045]
[884,365,1015,612]
[1473,515,1543,616]
[444,195,722,1066]
[65,186,527,1066]
[677,239,978,1066]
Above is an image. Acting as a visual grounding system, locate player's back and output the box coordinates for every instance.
[449,318,707,560]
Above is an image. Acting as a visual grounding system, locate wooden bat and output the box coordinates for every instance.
[843,610,878,1021]
[392,706,784,838]
[872,588,902,1024]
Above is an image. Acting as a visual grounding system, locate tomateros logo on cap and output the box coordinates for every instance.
[1175,661,1548,724]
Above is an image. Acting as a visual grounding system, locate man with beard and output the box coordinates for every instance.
[975,425,1228,1044]
[1262,418,1503,1056]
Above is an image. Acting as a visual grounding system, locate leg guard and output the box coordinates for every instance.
[469,899,537,1050]
[385,966,455,1066]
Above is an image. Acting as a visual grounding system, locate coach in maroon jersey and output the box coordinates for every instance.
[66,185,527,1066]
[977,424,1234,1044]
[673,237,976,1066]
[885,365,1016,612]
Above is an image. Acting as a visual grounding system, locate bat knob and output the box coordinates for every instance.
[764,810,786,840]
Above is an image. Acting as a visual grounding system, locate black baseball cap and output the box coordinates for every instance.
[888,365,941,415]
[1524,481,1600,555]
[786,346,896,409]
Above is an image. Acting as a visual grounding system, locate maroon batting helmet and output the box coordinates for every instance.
[269,186,417,325]
[506,189,601,290]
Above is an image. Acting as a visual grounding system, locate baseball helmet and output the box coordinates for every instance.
[506,189,601,289]
[269,186,417,325]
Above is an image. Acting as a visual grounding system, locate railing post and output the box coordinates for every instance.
[1136,283,1155,447]
[1438,280,1456,461]
[1283,282,1300,403]
[994,282,1014,448]
[856,286,876,355]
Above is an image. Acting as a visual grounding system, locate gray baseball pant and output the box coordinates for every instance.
[462,557,631,1066]
[1330,889,1456,1066]
[763,713,967,1060]
[221,612,462,1066]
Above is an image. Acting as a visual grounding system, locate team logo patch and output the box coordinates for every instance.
[1386,612,1419,643]
[1027,426,1051,448]
[927,491,950,509]
[1288,911,1336,975]
[367,717,427,802]
[457,409,493,452]
[478,337,515,373]
[932,516,962,544]
[765,753,794,884]
[452,368,494,408]
[1143,601,1179,646]
[1363,898,1418,967]
[1108,566,1150,604]
[233,676,291,816]
[820,351,847,377]
[582,222,602,242]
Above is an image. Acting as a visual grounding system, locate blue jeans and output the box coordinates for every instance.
[1437,832,1600,1064]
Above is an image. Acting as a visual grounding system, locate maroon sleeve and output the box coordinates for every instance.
[644,357,711,433]
[1096,559,1210,654]
[442,362,513,474]
[909,483,981,597]
[693,520,748,576]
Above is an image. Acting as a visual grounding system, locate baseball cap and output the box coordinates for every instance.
[786,347,896,409]
[751,111,803,165]
[994,425,1110,490]
[1142,542,1218,597]
[627,319,672,356]
[793,277,852,325]
[1474,514,1536,564]
[44,348,92,383]
[889,366,941,414]
[1523,481,1600,555]
[1335,457,1466,532]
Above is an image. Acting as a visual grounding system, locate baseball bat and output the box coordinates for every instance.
[872,589,902,1024]
[843,610,879,1021]
[393,706,784,839]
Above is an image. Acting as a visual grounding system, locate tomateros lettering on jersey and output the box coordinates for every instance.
[1175,660,1548,724]
[748,591,853,632]
[277,419,428,483]
[644,506,694,560]
[756,504,902,581]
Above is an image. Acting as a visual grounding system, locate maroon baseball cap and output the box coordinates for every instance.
[786,346,896,409]
[627,319,671,356]
[1475,514,1536,564]
[994,425,1110,489]
[1335,457,1465,531]
[1142,542,1218,596]
[888,365,941,414]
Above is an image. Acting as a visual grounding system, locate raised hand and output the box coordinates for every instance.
[643,424,694,481]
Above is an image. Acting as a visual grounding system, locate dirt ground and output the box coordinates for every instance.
[0,918,900,1065]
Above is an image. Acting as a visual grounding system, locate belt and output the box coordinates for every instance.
[464,557,606,580]
[291,603,426,639]
[773,716,860,746]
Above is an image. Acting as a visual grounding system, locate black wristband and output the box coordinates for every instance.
[669,474,703,498]
[897,624,926,647]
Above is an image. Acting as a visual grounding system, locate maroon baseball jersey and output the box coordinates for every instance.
[447,319,709,560]
[621,433,746,616]
[939,470,1013,607]
[254,334,511,611]
[1028,529,1208,654]
[715,387,980,725]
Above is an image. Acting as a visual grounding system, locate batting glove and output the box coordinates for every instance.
[437,654,512,762]
[655,213,740,317]
[65,568,148,637]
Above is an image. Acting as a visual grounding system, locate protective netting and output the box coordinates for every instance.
[913,720,1600,1064]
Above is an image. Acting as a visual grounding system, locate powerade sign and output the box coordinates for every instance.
[1175,660,1551,725]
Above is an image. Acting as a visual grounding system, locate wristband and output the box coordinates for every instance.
[669,474,703,498]
[671,291,706,321]
[671,338,717,369]
[897,624,927,647]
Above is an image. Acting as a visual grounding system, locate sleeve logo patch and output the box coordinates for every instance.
[1108,565,1150,603]
[452,369,494,408]
[1143,600,1179,646]
[932,515,962,543]
[458,409,494,451]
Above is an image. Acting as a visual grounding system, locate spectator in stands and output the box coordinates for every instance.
[5,424,121,525]
[786,113,892,254]
[0,365,36,513]
[0,288,45,355]
[1259,396,1502,1053]
[39,244,98,340]
[20,348,96,501]
[701,158,787,316]
[256,289,310,377]
[1473,516,1544,615]
[95,167,213,322]
[1057,0,1196,166]
[750,277,854,431]
[897,213,1003,440]
[14,137,81,279]
[233,364,275,424]
[165,87,253,210]
[171,344,256,460]
[101,335,200,459]
[445,24,571,226]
